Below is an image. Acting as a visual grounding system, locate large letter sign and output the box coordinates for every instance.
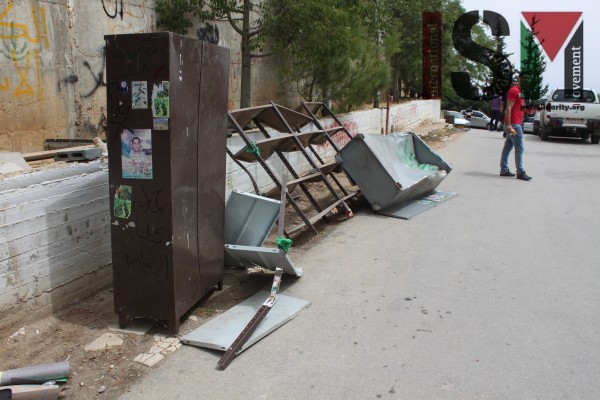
[452,10,514,100]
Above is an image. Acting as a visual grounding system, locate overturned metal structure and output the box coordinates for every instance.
[337,132,454,218]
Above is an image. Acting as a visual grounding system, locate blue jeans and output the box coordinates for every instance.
[500,124,525,173]
[490,109,501,130]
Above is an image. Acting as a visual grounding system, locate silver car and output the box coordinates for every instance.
[443,110,471,130]
[523,115,534,133]
[461,110,503,130]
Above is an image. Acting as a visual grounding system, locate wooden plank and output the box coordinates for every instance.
[22,145,96,162]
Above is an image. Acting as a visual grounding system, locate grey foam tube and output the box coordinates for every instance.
[0,361,70,385]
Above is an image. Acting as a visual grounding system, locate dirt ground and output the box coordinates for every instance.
[0,121,460,399]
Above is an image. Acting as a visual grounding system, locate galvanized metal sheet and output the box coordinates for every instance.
[181,291,310,353]
[224,191,280,247]
[336,132,451,212]
[224,244,303,277]
[377,190,458,219]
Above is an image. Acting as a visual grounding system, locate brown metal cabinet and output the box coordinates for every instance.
[105,32,229,334]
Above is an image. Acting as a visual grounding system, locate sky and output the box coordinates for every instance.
[460,0,599,91]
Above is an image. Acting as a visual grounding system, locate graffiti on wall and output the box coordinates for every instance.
[108,0,154,34]
[111,184,170,281]
[102,0,124,20]
[197,24,219,45]
[315,121,359,153]
[83,47,107,98]
[0,1,49,99]
[392,103,418,130]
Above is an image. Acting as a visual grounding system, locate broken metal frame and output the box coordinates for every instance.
[296,101,360,198]
[217,172,289,370]
[227,102,356,237]
[227,109,316,236]
[226,147,260,194]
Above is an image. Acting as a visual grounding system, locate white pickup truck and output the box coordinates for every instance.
[539,88,600,144]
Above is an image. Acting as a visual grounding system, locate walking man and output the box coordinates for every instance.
[489,92,502,131]
[500,72,532,181]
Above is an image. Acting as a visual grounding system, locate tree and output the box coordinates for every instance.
[155,0,268,108]
[263,0,399,111]
[388,0,494,108]
[481,16,515,102]
[389,0,423,99]
[520,15,549,104]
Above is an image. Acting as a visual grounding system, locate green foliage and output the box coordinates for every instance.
[390,0,493,105]
[264,0,398,111]
[155,0,268,108]
[155,0,203,34]
[154,0,498,111]
[484,35,515,95]
[521,15,549,103]
[436,1,510,110]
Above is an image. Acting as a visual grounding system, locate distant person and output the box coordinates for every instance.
[499,73,532,181]
[489,92,502,131]
[464,106,473,120]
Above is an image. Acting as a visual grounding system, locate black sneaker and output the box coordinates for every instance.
[517,171,532,181]
[500,170,516,177]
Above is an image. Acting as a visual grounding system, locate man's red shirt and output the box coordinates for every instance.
[507,85,524,125]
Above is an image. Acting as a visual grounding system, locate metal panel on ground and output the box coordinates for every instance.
[181,291,310,352]
[224,191,280,247]
[377,190,458,220]
[336,132,453,216]
[224,244,303,277]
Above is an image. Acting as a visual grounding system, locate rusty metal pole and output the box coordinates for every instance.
[385,93,391,135]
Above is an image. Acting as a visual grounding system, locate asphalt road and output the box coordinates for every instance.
[120,130,600,400]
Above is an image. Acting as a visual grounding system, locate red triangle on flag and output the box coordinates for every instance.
[522,12,582,62]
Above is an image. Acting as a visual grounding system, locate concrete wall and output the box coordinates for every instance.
[193,20,301,110]
[0,0,301,153]
[0,100,441,318]
[0,1,424,154]
[0,161,112,321]
[0,0,156,153]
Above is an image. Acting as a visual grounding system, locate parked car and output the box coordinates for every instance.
[443,110,470,130]
[523,115,534,133]
[533,111,541,135]
[460,109,503,130]
[539,88,600,143]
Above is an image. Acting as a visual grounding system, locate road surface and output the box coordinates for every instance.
[121,130,600,400]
